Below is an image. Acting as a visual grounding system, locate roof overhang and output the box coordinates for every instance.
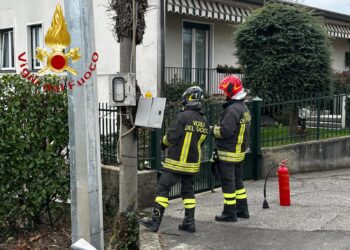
[167,0,350,39]
[167,0,251,23]
[324,23,350,39]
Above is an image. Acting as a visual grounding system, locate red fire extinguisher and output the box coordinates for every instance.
[278,160,291,206]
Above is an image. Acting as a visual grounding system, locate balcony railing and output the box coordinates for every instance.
[165,67,244,95]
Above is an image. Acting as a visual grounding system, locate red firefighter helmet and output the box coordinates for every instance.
[219,75,246,99]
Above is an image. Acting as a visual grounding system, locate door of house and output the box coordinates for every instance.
[182,21,209,88]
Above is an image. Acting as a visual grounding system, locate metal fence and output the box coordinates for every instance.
[98,103,155,169]
[98,92,350,199]
[99,103,119,165]
[261,93,350,147]
[165,67,244,95]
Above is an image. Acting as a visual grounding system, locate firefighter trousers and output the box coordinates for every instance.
[217,161,247,209]
[155,170,196,210]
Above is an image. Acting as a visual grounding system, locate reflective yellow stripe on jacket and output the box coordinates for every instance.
[162,135,173,147]
[164,133,207,173]
[236,124,245,154]
[217,150,245,162]
[217,123,246,163]
[180,132,192,163]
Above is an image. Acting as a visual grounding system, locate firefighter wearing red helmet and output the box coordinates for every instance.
[212,75,251,222]
[141,86,210,233]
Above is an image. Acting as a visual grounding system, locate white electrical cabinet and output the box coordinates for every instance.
[109,73,136,106]
[135,97,166,129]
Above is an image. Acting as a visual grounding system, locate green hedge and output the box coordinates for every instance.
[0,75,69,233]
[164,76,196,103]
[216,64,242,74]
[235,2,332,102]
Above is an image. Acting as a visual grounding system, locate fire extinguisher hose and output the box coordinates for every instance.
[263,164,278,209]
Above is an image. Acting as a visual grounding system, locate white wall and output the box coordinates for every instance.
[165,13,239,68]
[165,14,182,67]
[0,0,118,103]
[331,38,350,72]
[136,0,160,97]
[93,0,119,103]
[213,21,239,67]
[0,0,64,70]
[165,12,350,73]
[0,0,159,102]
[1,1,350,101]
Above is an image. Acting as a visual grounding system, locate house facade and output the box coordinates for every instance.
[1,0,350,102]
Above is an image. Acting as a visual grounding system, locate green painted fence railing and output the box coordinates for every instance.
[98,92,350,199]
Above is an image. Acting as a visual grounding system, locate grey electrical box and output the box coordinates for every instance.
[109,73,136,106]
[135,97,166,129]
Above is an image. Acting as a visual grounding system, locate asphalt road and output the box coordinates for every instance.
[159,168,350,250]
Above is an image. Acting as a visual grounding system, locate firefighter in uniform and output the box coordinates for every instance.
[140,86,210,232]
[212,75,251,222]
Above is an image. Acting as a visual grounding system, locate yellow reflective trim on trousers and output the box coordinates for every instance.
[183,198,196,204]
[183,198,196,209]
[197,134,207,163]
[235,123,246,154]
[224,200,237,205]
[180,132,193,163]
[223,193,236,198]
[213,125,222,138]
[156,196,169,208]
[236,194,247,199]
[236,188,246,195]
[162,135,173,147]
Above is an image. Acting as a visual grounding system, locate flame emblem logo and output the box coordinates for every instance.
[36,4,81,75]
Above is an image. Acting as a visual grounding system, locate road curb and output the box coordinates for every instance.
[139,224,162,250]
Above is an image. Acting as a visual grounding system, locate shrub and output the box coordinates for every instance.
[216,64,242,74]
[333,72,350,94]
[235,2,333,102]
[164,76,196,103]
[108,212,139,250]
[0,74,69,234]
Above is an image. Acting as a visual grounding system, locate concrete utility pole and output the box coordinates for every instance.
[158,0,165,97]
[65,0,104,249]
[119,0,138,212]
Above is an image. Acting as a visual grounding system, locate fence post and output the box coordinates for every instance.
[250,97,262,180]
[208,104,214,190]
[150,129,162,171]
[341,94,346,129]
[316,96,321,140]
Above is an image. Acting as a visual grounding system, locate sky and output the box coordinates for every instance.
[300,0,350,15]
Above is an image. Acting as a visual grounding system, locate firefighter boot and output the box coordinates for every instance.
[140,203,165,232]
[237,199,250,218]
[178,208,196,233]
[215,204,237,222]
